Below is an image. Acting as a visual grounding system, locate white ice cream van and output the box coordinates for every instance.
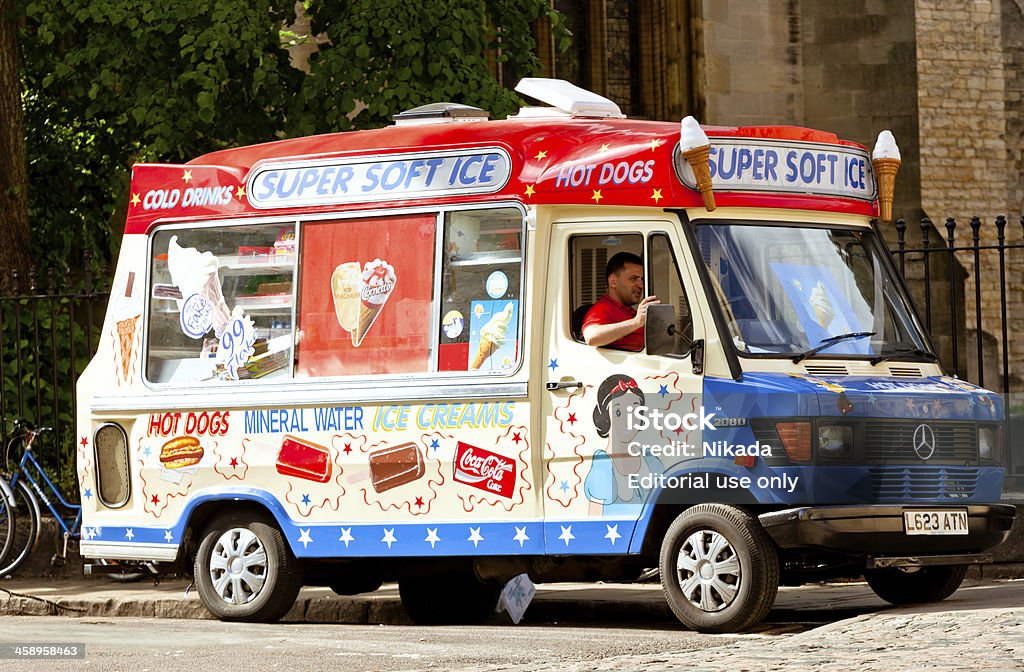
[77,78,1015,632]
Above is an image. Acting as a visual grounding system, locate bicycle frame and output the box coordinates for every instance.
[7,442,82,543]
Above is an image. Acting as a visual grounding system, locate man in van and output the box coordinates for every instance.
[582,251,660,351]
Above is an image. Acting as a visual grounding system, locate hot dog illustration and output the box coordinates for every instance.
[159,436,205,469]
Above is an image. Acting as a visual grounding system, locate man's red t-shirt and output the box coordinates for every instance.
[582,294,643,351]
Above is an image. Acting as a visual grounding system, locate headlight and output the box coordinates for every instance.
[818,425,853,459]
[979,426,998,461]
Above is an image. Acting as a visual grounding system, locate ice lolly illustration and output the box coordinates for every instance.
[352,259,396,347]
[331,261,362,333]
[368,442,425,493]
[166,235,231,336]
[871,130,901,224]
[680,116,716,212]
[471,303,514,370]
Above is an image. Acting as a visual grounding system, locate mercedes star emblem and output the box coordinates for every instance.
[913,423,936,460]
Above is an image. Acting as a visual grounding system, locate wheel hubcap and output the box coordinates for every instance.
[676,529,741,612]
[208,527,268,605]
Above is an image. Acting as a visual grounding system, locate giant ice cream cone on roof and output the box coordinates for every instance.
[680,116,716,211]
[871,130,901,224]
[352,259,396,347]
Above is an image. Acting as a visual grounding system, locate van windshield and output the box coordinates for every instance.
[694,222,930,359]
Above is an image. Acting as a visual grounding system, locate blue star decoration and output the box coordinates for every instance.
[301,493,311,505]
[83,488,93,500]
[559,480,569,493]
[658,385,669,397]
[548,358,558,371]
[429,438,440,453]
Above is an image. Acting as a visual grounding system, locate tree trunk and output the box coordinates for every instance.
[0,0,31,295]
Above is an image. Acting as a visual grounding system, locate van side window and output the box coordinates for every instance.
[294,214,437,377]
[145,223,296,384]
[648,232,694,356]
[568,233,643,343]
[438,207,524,372]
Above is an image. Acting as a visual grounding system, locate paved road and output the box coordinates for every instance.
[0,579,1021,671]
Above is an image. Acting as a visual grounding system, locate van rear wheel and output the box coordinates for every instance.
[194,513,302,622]
[660,504,779,633]
[864,564,967,605]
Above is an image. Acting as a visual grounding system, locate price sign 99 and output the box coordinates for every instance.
[218,315,256,379]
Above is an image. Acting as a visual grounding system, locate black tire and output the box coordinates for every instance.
[864,564,968,605]
[399,569,501,625]
[660,503,779,633]
[0,479,41,577]
[194,512,303,622]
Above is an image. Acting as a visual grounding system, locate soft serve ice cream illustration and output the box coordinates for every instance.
[166,235,232,338]
[471,302,514,369]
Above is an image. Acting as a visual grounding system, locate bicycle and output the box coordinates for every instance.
[0,475,16,568]
[0,419,154,581]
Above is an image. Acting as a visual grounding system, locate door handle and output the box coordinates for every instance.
[546,380,583,391]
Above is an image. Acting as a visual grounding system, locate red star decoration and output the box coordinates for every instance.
[343,443,353,455]
[80,436,88,447]
[567,413,577,424]
[512,431,522,444]
[414,497,424,508]
[229,457,238,468]
[151,494,159,504]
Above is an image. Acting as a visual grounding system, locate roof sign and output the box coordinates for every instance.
[673,138,877,201]
[247,148,512,209]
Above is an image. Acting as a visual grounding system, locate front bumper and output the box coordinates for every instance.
[759,503,1016,555]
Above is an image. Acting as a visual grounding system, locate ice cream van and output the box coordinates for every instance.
[77,78,1015,632]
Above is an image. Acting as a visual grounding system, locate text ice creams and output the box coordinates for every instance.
[471,302,514,370]
[871,130,901,224]
[331,262,362,333]
[680,116,716,212]
[352,259,396,347]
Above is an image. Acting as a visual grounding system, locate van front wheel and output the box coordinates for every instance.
[194,513,302,622]
[864,565,967,605]
[660,504,779,633]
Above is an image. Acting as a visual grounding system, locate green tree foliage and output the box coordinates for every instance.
[17,1,562,271]
[20,0,301,270]
[291,0,560,134]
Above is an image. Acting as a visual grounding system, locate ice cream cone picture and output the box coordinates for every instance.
[471,302,514,370]
[331,261,361,333]
[166,235,232,338]
[808,281,835,329]
[871,130,901,224]
[680,116,716,211]
[352,259,396,347]
[115,315,140,382]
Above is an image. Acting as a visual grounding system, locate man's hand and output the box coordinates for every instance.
[633,295,661,329]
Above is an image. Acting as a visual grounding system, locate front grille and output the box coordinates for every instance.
[868,466,979,500]
[863,420,977,463]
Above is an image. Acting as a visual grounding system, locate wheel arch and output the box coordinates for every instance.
[630,470,760,556]
[176,489,296,564]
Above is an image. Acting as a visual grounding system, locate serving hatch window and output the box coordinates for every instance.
[145,223,296,384]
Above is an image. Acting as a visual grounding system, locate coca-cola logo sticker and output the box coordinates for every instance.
[453,441,515,498]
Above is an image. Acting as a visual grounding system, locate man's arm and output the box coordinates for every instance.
[583,296,659,347]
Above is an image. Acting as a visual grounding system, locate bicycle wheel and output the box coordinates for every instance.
[0,479,41,577]
[0,479,15,568]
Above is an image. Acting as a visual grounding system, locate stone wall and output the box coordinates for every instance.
[916,0,1024,389]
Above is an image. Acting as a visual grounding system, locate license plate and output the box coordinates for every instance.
[903,509,969,535]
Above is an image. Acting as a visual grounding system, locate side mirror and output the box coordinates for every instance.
[646,304,679,356]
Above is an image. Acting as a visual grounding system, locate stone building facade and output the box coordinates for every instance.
[535,0,1024,392]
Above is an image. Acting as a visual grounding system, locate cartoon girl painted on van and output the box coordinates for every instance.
[585,374,663,517]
